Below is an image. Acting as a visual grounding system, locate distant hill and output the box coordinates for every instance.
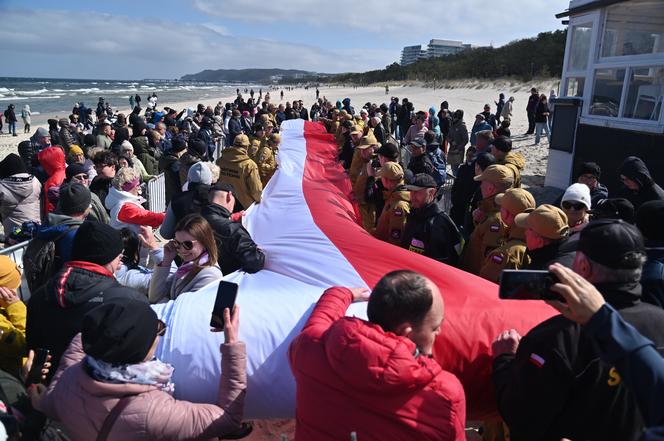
[180,68,315,83]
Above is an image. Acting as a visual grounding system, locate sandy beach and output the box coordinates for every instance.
[0,81,561,202]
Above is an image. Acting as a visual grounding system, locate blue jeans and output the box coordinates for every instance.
[8,122,16,135]
[535,122,550,144]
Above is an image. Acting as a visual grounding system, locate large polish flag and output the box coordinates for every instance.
[152,119,556,420]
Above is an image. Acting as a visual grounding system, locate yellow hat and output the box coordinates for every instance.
[474,164,514,186]
[376,161,404,181]
[514,204,569,240]
[357,132,378,149]
[233,134,250,148]
[0,256,21,290]
[495,188,536,215]
[69,145,84,156]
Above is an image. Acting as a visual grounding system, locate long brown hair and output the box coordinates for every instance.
[175,214,218,267]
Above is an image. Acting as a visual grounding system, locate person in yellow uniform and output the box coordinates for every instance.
[373,162,410,246]
[349,131,378,186]
[248,123,267,162]
[479,187,536,282]
[352,135,380,232]
[256,133,280,186]
[461,164,514,275]
[216,134,263,210]
[0,256,27,377]
[490,136,525,188]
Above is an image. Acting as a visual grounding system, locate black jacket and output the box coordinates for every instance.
[449,161,477,228]
[200,203,265,275]
[641,243,664,308]
[407,154,435,178]
[170,182,210,222]
[26,262,146,378]
[524,238,575,270]
[89,176,112,210]
[401,202,461,266]
[618,156,664,209]
[493,281,664,441]
[158,151,182,204]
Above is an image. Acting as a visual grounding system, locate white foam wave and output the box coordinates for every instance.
[19,88,49,95]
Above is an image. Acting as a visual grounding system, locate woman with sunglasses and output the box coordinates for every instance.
[149,214,222,303]
[560,183,591,234]
[65,163,109,224]
[30,297,249,441]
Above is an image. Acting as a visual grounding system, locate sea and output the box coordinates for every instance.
[0,77,252,121]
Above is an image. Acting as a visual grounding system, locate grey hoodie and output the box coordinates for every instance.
[0,173,42,232]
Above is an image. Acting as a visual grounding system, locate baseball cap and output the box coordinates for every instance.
[409,138,425,148]
[578,219,645,269]
[357,132,379,150]
[376,162,404,181]
[591,198,635,224]
[514,204,569,240]
[376,143,399,160]
[210,182,234,193]
[405,173,438,190]
[495,188,536,215]
[233,134,250,148]
[474,164,514,186]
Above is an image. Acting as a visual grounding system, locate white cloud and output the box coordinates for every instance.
[192,0,568,46]
[0,8,396,79]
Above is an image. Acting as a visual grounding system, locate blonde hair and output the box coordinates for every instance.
[207,162,220,184]
[87,147,104,161]
[112,167,139,190]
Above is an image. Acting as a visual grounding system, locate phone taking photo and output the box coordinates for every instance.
[210,281,239,330]
[499,270,562,301]
[25,348,49,387]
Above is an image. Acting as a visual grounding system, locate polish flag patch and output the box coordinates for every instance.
[529,353,546,368]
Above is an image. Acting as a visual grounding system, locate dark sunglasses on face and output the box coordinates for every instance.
[73,174,88,181]
[562,201,586,211]
[157,320,167,336]
[171,239,197,251]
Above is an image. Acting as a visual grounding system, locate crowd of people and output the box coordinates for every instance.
[0,85,663,441]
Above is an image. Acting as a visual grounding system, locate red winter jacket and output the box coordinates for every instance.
[289,287,467,441]
[38,146,66,216]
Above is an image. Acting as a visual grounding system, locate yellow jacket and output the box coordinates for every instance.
[374,185,410,246]
[461,196,506,275]
[256,145,277,187]
[216,147,263,209]
[0,301,27,376]
[479,225,530,283]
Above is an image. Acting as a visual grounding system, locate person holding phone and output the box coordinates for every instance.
[148,214,222,303]
[30,297,248,441]
[491,220,664,441]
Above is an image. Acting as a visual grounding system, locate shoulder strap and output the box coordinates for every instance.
[96,397,132,441]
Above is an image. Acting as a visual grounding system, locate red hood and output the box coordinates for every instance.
[38,146,66,176]
[323,317,440,393]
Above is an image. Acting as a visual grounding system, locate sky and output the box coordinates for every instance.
[0,0,569,80]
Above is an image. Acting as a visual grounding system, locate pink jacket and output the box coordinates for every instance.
[36,335,246,441]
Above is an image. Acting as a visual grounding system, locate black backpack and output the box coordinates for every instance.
[23,229,73,293]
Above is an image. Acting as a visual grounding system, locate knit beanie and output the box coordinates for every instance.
[561,183,592,211]
[69,145,84,156]
[71,221,124,265]
[637,200,664,242]
[57,183,91,216]
[82,299,159,364]
[187,162,212,185]
[0,153,27,179]
[0,256,21,290]
[65,163,88,181]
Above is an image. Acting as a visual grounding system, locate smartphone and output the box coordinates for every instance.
[499,270,562,301]
[25,348,49,386]
[210,281,239,329]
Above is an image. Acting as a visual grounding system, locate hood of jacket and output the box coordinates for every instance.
[221,147,251,164]
[47,261,117,308]
[503,151,525,171]
[104,186,143,212]
[322,317,440,393]
[1,174,38,200]
[130,136,150,156]
[47,212,84,228]
[619,156,654,188]
[38,146,66,176]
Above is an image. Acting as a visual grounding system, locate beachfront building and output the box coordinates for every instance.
[400,40,470,65]
[547,0,664,191]
[400,45,427,66]
[426,39,472,58]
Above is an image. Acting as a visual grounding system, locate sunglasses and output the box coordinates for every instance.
[562,201,586,211]
[171,239,197,251]
[157,320,167,337]
[73,174,88,181]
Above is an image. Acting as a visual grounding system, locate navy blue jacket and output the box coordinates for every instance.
[641,244,664,308]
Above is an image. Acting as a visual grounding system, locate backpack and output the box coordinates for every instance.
[427,150,447,186]
[23,228,73,293]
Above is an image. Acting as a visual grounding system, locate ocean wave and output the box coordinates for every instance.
[19,88,49,95]
[52,87,101,93]
[0,96,28,101]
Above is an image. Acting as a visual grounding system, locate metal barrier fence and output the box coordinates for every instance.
[441,173,455,214]
[0,240,30,300]
[146,173,166,213]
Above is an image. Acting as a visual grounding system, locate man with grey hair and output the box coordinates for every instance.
[491,219,664,441]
